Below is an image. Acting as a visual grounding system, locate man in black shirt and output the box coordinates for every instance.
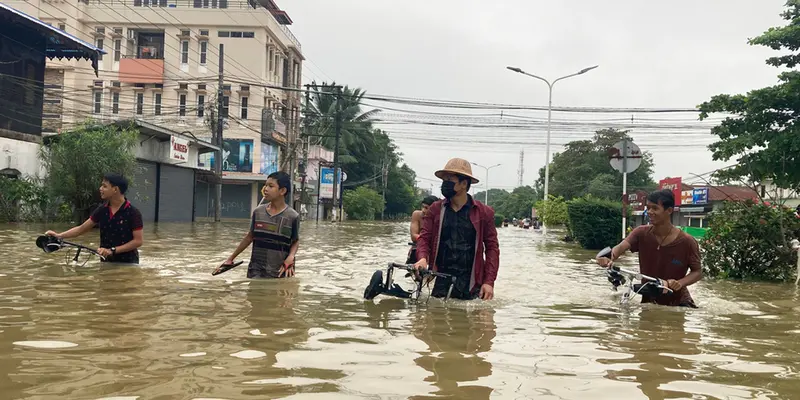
[45,173,144,264]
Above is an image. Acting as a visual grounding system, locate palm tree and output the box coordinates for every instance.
[304,81,381,164]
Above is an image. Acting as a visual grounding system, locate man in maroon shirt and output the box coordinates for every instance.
[596,189,702,307]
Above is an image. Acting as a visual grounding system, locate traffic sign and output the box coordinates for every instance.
[609,140,642,173]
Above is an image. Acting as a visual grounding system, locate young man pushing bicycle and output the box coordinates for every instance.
[596,189,702,308]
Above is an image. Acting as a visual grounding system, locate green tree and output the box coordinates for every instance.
[39,121,139,222]
[535,195,569,226]
[701,200,800,281]
[472,188,511,209]
[493,186,539,219]
[305,82,418,218]
[343,186,385,220]
[697,1,800,191]
[537,128,657,200]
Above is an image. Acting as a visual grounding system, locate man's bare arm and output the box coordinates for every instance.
[226,232,253,262]
[410,210,422,242]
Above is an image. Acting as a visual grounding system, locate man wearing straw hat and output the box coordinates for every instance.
[413,158,500,300]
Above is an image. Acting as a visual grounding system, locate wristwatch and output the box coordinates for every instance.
[111,247,117,255]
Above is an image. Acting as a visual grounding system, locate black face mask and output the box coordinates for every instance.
[441,181,457,199]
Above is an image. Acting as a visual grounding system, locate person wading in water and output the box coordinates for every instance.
[413,158,500,300]
[219,171,300,278]
[596,189,703,307]
[407,195,439,264]
[45,173,144,264]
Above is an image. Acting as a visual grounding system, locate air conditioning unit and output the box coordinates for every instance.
[127,28,136,41]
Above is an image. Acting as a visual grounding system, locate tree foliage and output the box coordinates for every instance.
[474,186,540,219]
[697,1,800,190]
[39,121,139,222]
[537,128,657,200]
[305,82,418,217]
[0,176,70,223]
[535,195,569,226]
[566,196,624,250]
[701,200,800,281]
[343,186,385,221]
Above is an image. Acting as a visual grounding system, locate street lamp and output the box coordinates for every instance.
[471,162,501,204]
[507,64,598,236]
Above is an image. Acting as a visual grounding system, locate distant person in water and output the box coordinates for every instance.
[45,173,143,263]
[407,195,439,263]
[596,189,702,308]
[219,171,300,278]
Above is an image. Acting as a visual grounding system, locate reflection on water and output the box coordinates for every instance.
[0,221,799,399]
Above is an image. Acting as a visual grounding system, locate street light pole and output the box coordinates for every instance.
[471,162,501,204]
[506,64,598,236]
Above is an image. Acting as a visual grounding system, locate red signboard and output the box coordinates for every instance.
[659,177,682,205]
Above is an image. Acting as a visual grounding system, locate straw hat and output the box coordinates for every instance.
[434,158,480,184]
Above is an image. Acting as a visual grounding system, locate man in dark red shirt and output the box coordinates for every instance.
[45,173,144,264]
[596,189,702,307]
[413,158,500,301]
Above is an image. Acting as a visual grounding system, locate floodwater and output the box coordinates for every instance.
[1,221,799,400]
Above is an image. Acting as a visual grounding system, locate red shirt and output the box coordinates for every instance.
[624,225,700,306]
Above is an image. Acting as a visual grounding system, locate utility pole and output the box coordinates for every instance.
[332,87,342,222]
[214,43,224,222]
[300,84,311,219]
[380,158,388,220]
[287,106,295,207]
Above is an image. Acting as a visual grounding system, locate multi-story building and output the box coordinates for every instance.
[6,0,303,220]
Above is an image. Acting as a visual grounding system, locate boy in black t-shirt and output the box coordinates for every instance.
[45,173,144,264]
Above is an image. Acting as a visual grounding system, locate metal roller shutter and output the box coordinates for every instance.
[130,160,157,223]
[158,164,195,222]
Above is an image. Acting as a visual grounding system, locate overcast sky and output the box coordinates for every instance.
[283,0,788,193]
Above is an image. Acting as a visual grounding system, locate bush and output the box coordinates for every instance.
[0,176,71,223]
[494,214,504,227]
[343,186,385,221]
[701,200,800,281]
[535,195,568,226]
[567,195,623,250]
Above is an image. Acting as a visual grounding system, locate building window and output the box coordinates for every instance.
[136,93,144,115]
[217,31,254,38]
[221,95,229,118]
[58,23,66,31]
[193,0,226,9]
[267,47,273,72]
[113,39,121,62]
[93,91,102,114]
[180,40,189,64]
[199,41,207,65]
[197,94,205,117]
[179,94,186,116]
[112,92,119,114]
[240,96,248,120]
[154,93,162,115]
[96,38,104,60]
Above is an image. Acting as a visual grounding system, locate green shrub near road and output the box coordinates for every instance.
[535,195,568,227]
[701,200,800,281]
[343,186,385,221]
[567,196,623,250]
[0,176,70,223]
[494,214,504,227]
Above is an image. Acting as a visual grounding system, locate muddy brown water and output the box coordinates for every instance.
[0,221,799,399]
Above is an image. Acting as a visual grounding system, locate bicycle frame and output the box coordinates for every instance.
[596,246,672,305]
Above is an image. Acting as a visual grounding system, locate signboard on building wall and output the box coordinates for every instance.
[170,135,189,163]
[681,190,693,205]
[692,187,709,204]
[208,139,254,173]
[319,167,343,199]
[259,142,279,175]
[659,177,682,205]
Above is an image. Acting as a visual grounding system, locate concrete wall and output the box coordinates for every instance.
[0,137,46,178]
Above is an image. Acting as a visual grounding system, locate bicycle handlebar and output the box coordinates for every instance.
[390,262,455,281]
